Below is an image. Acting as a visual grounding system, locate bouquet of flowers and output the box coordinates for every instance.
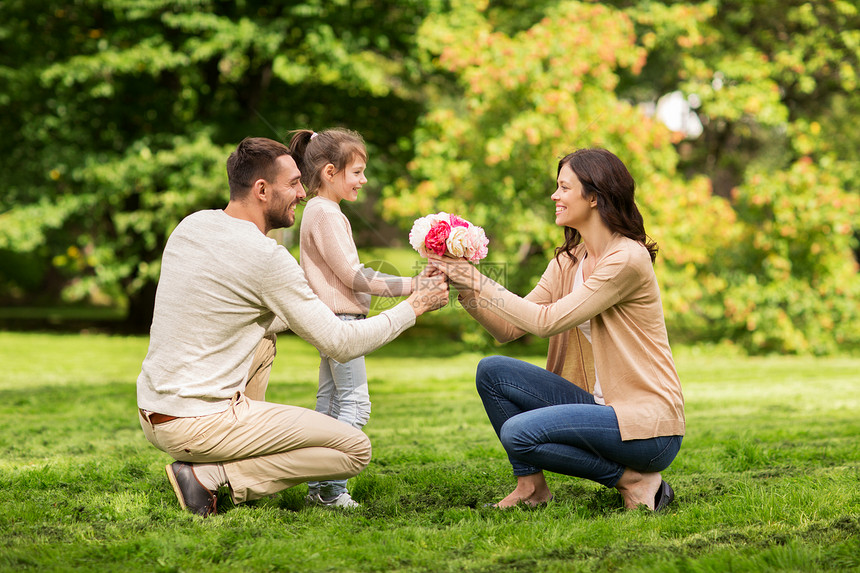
[408,212,489,262]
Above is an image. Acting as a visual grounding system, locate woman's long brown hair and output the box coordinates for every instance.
[554,148,658,265]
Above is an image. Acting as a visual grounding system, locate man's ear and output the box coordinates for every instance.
[251,178,268,202]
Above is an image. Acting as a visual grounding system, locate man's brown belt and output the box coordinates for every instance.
[140,409,179,424]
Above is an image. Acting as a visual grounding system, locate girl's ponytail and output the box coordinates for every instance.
[288,129,314,175]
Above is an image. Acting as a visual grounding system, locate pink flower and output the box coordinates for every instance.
[449,214,470,228]
[464,225,489,262]
[424,221,451,256]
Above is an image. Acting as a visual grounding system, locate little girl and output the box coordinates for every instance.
[290,127,417,508]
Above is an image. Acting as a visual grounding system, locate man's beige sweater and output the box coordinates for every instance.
[137,210,415,417]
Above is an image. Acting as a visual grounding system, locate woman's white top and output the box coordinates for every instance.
[574,260,605,405]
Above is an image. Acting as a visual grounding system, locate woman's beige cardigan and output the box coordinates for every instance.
[458,234,685,441]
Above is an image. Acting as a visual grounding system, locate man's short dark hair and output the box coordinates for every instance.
[226,137,291,200]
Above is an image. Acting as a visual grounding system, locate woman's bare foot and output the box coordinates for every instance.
[614,468,663,510]
[494,472,553,508]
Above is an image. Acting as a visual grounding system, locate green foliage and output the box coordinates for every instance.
[627,0,860,190]
[721,159,860,353]
[1,332,858,571]
[632,0,860,352]
[0,0,436,323]
[385,0,860,354]
[1,0,858,352]
[384,1,742,347]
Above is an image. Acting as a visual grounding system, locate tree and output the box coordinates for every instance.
[2,0,856,352]
[624,0,860,352]
[384,0,739,346]
[386,0,859,353]
[0,0,440,328]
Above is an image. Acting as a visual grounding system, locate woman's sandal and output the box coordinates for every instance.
[653,480,674,511]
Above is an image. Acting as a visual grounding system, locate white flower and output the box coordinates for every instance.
[408,216,433,256]
[425,212,449,226]
[446,226,469,257]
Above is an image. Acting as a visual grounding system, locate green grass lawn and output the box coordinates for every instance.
[0,330,858,572]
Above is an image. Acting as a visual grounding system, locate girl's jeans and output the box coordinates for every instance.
[477,355,682,488]
[308,314,370,500]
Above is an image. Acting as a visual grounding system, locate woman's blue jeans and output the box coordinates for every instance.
[476,356,682,488]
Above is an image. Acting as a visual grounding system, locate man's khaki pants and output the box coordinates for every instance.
[140,336,371,503]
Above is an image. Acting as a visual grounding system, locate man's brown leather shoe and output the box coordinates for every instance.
[165,461,217,517]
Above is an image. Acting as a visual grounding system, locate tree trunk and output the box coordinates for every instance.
[123,281,157,334]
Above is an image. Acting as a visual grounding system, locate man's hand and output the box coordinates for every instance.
[410,263,443,292]
[406,271,449,316]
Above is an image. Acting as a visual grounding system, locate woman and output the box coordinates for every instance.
[430,148,684,511]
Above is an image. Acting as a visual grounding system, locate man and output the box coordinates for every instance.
[137,137,448,517]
